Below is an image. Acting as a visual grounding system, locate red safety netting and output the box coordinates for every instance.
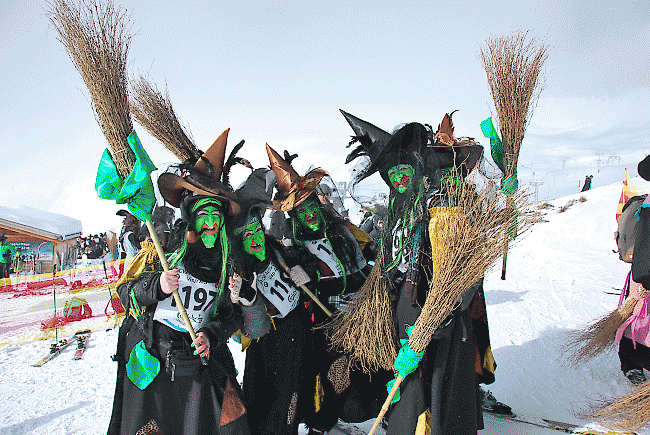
[0,258,132,345]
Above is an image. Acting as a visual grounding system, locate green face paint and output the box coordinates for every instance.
[193,204,223,249]
[295,200,324,232]
[388,164,415,193]
[241,220,266,261]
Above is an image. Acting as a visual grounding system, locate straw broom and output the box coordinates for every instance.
[480,30,548,280]
[48,0,205,358]
[591,379,650,432]
[130,76,203,163]
[363,172,540,435]
[564,285,649,367]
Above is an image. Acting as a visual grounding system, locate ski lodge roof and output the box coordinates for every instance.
[0,205,83,242]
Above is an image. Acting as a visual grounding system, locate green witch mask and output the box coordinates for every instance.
[241,220,266,261]
[192,199,224,249]
[295,199,324,232]
[388,164,415,193]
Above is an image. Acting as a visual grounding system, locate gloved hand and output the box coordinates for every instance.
[229,273,257,306]
[289,265,310,286]
[387,324,425,405]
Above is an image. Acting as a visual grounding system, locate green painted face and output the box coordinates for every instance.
[388,164,415,193]
[193,204,223,249]
[241,220,266,261]
[295,199,324,232]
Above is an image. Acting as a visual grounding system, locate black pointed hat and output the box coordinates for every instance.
[341,110,392,183]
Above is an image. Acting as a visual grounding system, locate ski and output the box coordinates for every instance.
[490,413,637,434]
[33,330,82,367]
[73,329,91,360]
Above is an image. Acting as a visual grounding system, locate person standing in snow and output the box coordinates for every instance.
[614,155,650,385]
[340,110,485,435]
[265,144,386,435]
[0,233,17,278]
[107,131,251,435]
[228,167,317,435]
[116,209,142,259]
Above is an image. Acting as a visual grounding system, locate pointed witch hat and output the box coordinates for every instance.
[341,110,393,184]
[158,128,240,215]
[266,144,327,211]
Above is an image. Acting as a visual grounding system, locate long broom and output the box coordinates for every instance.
[366,171,539,435]
[480,29,548,280]
[48,0,206,362]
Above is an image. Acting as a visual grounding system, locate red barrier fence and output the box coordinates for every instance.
[0,258,131,345]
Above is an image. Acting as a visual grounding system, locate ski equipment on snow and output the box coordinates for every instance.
[73,329,92,360]
[33,330,85,367]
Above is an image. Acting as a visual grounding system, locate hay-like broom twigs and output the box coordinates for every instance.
[328,259,398,373]
[480,29,548,178]
[409,172,539,353]
[563,288,650,367]
[130,76,202,163]
[591,379,650,432]
[48,0,135,179]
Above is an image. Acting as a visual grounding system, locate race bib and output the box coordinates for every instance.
[256,260,300,318]
[304,238,344,278]
[153,263,220,332]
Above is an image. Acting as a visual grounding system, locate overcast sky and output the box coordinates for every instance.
[1,0,649,234]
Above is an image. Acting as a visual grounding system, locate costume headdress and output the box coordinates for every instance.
[266,144,327,211]
[342,110,483,192]
[231,167,275,230]
[157,129,241,216]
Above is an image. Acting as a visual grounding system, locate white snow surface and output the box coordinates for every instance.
[2,178,650,434]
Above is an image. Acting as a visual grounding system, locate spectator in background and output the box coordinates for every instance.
[116,210,141,259]
[0,233,17,278]
[581,175,593,192]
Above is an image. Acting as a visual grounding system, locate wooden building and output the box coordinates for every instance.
[0,205,82,274]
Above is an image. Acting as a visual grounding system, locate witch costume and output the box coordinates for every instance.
[341,110,486,435]
[226,166,318,435]
[107,129,250,435]
[265,144,388,434]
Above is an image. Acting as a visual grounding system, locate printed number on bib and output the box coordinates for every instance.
[257,261,300,318]
[153,264,219,332]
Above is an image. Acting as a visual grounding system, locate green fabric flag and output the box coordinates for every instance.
[95,130,157,222]
[480,117,505,173]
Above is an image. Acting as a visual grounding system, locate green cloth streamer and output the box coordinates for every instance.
[480,117,505,173]
[126,340,160,390]
[501,176,518,195]
[95,130,157,222]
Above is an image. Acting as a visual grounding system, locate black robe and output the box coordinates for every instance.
[107,265,249,435]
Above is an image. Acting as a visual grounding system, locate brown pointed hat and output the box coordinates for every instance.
[158,128,241,216]
[266,144,327,211]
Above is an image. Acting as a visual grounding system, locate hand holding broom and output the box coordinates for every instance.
[48,0,208,364]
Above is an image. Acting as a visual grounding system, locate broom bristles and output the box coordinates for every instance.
[563,298,638,367]
[48,0,135,178]
[130,76,202,163]
[330,169,540,369]
[328,261,398,372]
[480,30,548,176]
[410,172,538,352]
[592,379,650,431]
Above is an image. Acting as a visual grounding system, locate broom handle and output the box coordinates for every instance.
[501,195,512,280]
[274,255,332,318]
[368,374,403,435]
[145,219,208,365]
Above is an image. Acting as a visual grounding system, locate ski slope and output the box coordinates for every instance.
[1,178,649,434]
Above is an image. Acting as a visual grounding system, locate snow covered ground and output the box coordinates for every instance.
[1,177,649,435]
